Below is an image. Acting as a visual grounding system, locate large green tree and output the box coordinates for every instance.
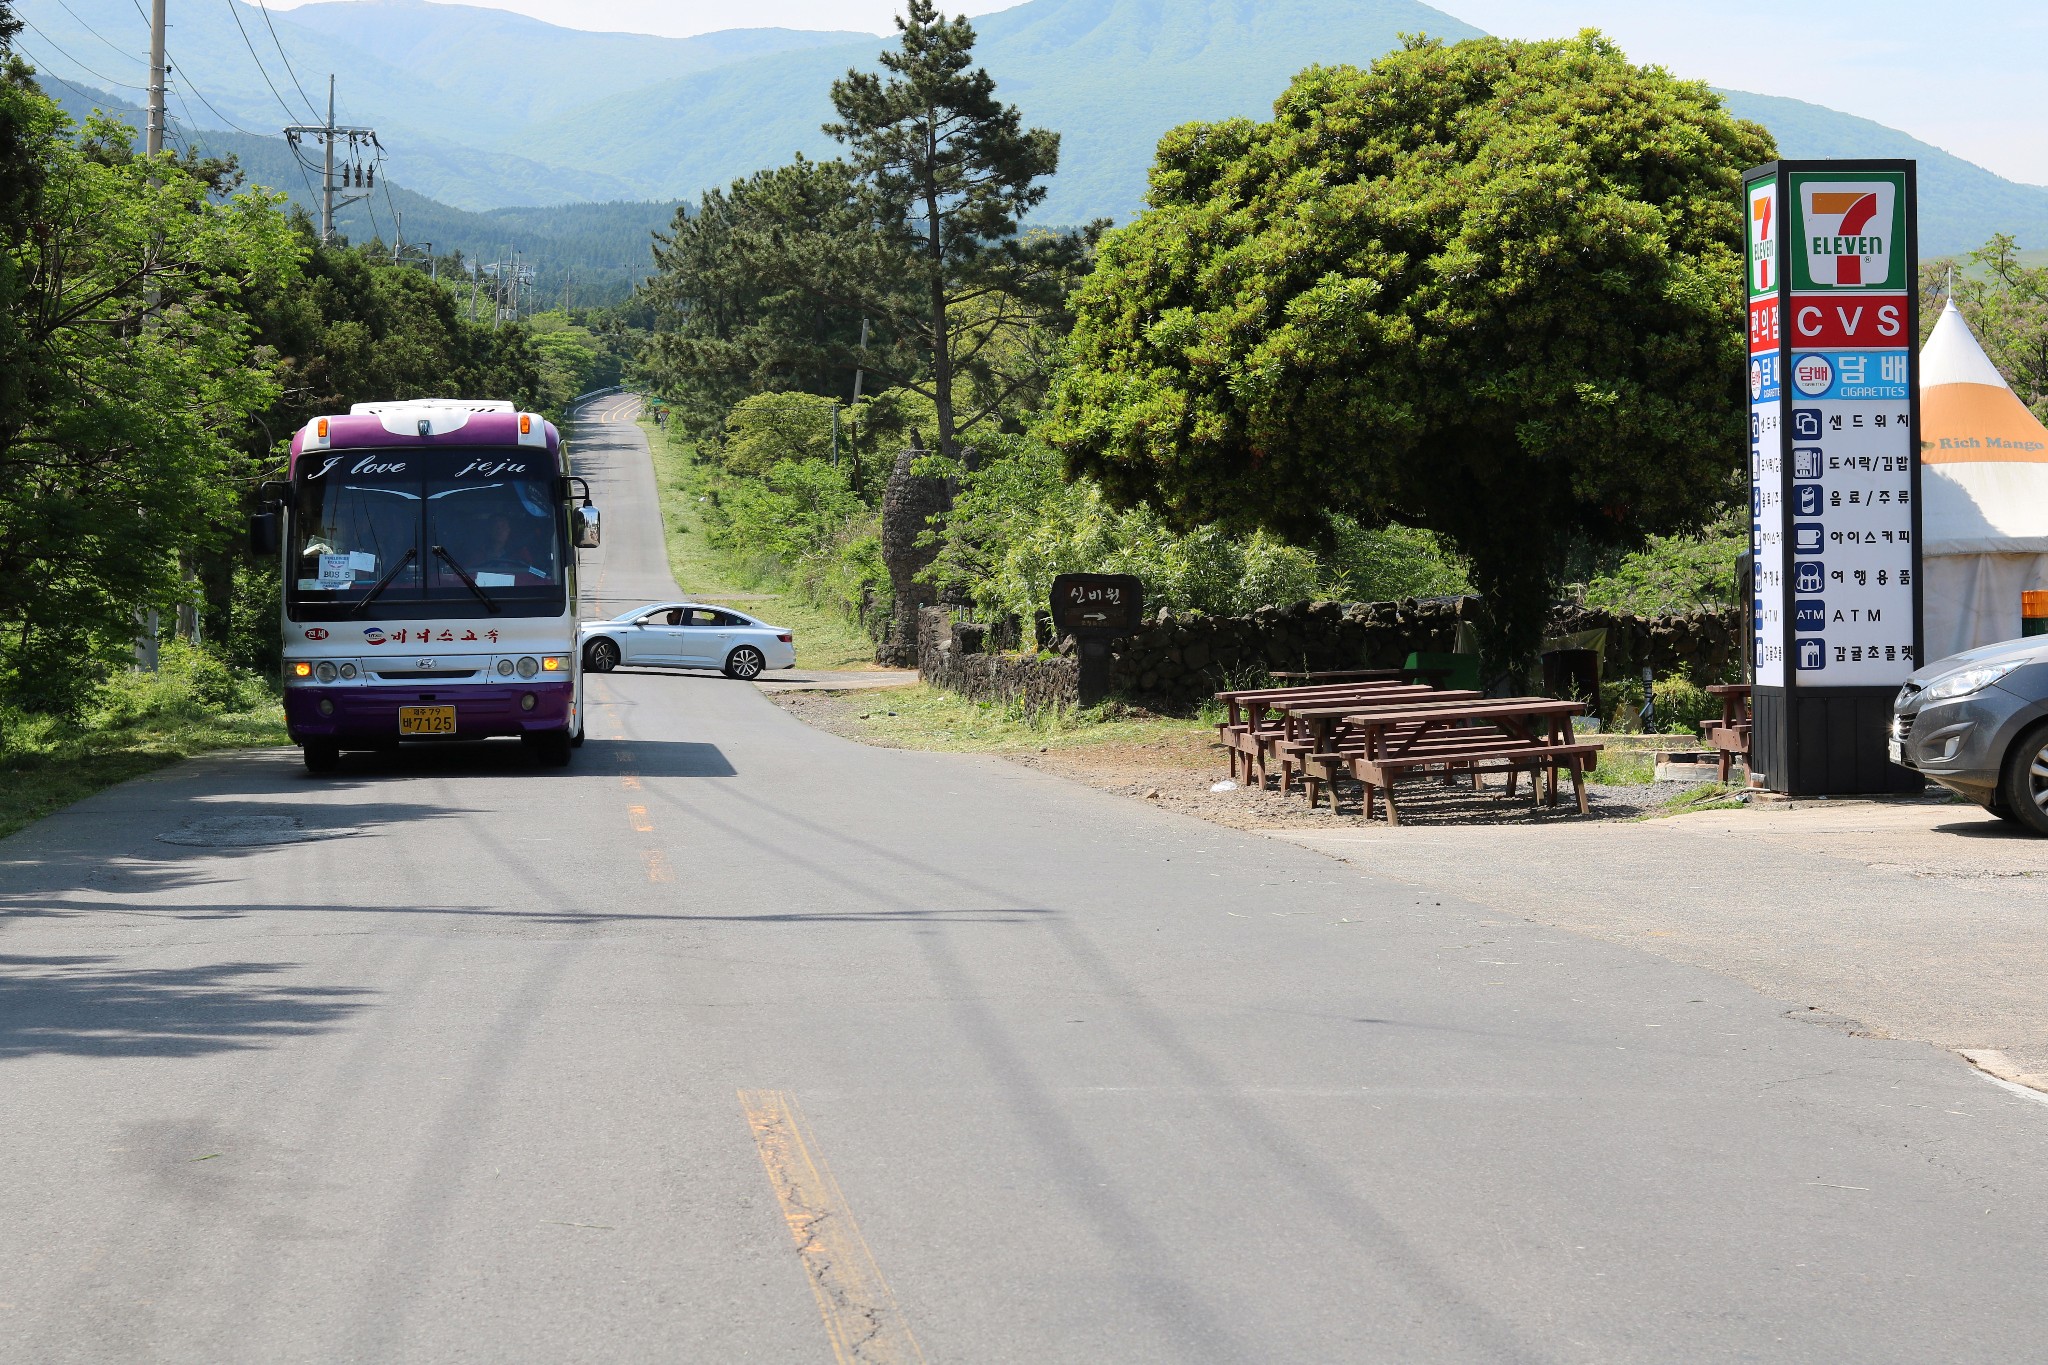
[1044,33,1775,656]
[0,95,300,714]
[640,157,877,437]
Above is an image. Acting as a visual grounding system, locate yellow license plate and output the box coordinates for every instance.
[398,705,456,736]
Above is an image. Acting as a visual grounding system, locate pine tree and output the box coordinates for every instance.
[825,0,1085,460]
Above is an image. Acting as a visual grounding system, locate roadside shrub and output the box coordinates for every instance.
[97,641,265,724]
[1650,675,1715,736]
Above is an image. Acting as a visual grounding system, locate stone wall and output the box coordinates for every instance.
[920,598,1745,714]
[918,607,1078,712]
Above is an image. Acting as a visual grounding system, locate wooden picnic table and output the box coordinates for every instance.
[1261,691,1488,794]
[1702,683,1752,782]
[1333,697,1596,823]
[1314,697,1600,824]
[1267,667,1452,685]
[1215,681,1449,787]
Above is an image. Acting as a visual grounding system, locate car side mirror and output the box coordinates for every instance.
[573,505,601,550]
[249,510,280,557]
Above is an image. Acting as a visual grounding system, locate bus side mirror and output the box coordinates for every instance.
[573,505,601,549]
[249,510,280,557]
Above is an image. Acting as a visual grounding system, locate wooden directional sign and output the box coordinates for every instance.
[1050,573,1143,637]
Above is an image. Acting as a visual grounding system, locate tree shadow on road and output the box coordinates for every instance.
[0,953,374,1059]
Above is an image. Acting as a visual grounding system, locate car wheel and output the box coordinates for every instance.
[523,730,573,767]
[303,739,340,775]
[724,645,765,680]
[584,637,620,673]
[1996,722,2048,836]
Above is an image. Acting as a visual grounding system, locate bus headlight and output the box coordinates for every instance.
[497,658,515,677]
[516,656,539,679]
[338,662,358,681]
[315,661,338,684]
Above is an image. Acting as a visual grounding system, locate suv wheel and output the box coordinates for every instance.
[1997,722,2048,836]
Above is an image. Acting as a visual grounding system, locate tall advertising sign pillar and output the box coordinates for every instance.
[1746,160,1923,794]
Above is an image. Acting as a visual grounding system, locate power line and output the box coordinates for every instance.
[222,0,302,122]
[49,0,144,65]
[254,0,319,121]
[15,16,147,89]
[173,64,264,137]
[14,48,133,110]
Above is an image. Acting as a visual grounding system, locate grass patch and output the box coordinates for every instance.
[641,417,876,670]
[820,684,1210,755]
[1640,783,1748,819]
[0,647,287,841]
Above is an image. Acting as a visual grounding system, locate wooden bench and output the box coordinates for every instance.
[1324,698,1602,824]
[1702,683,1752,783]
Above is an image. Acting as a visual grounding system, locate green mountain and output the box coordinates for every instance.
[39,79,676,305]
[1717,90,2048,255]
[519,0,1486,224]
[13,0,858,207]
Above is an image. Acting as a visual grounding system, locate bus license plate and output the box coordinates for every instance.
[398,705,456,736]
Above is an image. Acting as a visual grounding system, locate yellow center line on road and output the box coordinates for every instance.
[626,805,653,834]
[621,774,642,791]
[642,849,673,883]
[739,1091,925,1365]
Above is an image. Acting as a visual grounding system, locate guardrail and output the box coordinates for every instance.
[572,385,624,406]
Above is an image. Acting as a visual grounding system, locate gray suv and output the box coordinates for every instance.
[1893,636,2048,833]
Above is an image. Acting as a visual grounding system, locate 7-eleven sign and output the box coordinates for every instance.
[1748,180,1777,297]
[1791,173,1905,290]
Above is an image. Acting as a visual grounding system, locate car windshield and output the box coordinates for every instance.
[289,449,566,620]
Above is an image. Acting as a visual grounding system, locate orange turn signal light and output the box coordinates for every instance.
[316,417,329,438]
[519,414,533,435]
[293,662,312,677]
[541,655,561,671]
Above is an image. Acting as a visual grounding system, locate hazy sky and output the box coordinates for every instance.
[265,0,2048,185]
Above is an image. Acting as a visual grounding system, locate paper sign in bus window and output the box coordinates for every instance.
[318,554,354,587]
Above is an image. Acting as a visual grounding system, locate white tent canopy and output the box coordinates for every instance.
[1918,299,2048,660]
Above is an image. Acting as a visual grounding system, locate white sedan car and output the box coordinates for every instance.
[580,602,796,679]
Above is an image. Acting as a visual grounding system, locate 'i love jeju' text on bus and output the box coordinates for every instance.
[252,399,602,773]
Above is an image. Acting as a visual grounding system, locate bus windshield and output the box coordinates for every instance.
[289,449,567,620]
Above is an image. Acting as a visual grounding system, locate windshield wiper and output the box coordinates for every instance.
[349,547,417,618]
[432,544,502,614]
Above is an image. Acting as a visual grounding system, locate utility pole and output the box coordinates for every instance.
[144,0,166,157]
[135,0,168,668]
[480,249,535,327]
[322,77,334,240]
[285,77,381,246]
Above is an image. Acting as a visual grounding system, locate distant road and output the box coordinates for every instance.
[3,396,2047,1361]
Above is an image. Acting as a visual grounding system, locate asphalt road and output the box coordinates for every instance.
[5,398,2048,1363]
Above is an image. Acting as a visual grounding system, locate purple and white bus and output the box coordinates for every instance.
[253,399,602,773]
